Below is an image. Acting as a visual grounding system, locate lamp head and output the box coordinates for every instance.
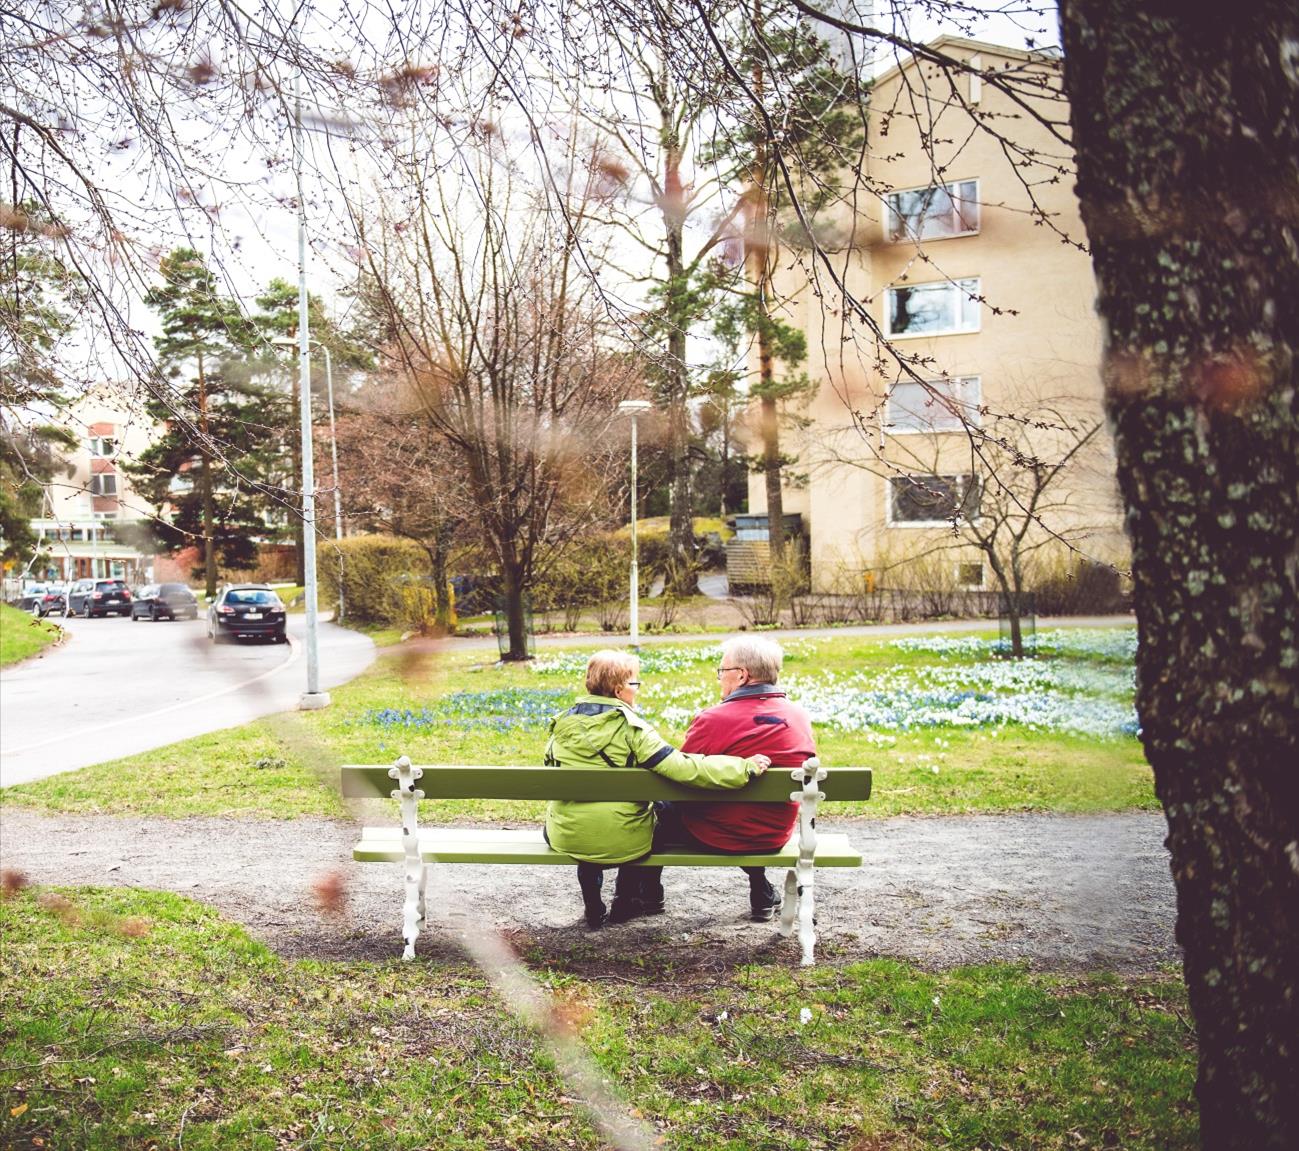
[617,400,652,415]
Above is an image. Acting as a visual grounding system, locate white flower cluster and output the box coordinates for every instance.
[783,673,1137,739]
[889,627,1138,662]
[529,639,821,678]
[531,629,1139,739]
[530,644,725,677]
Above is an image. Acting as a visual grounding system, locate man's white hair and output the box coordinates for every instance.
[721,635,783,684]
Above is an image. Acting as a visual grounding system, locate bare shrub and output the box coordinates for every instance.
[598,597,629,633]
[652,555,705,632]
[1033,558,1130,616]
[729,588,782,629]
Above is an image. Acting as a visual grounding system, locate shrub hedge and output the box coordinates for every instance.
[317,535,443,632]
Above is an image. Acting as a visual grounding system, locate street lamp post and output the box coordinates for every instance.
[320,344,342,543]
[292,74,329,711]
[617,400,652,647]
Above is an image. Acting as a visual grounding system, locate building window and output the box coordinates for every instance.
[887,179,979,242]
[958,562,984,587]
[888,474,981,526]
[885,279,981,337]
[90,436,117,458]
[90,473,118,496]
[885,377,981,433]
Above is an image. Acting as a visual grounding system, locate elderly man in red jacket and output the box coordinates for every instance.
[637,636,816,921]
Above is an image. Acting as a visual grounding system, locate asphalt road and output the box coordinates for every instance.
[0,611,376,788]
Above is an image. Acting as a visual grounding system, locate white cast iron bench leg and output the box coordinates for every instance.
[390,756,426,960]
[777,757,825,967]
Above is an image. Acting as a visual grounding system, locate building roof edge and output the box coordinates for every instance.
[871,34,1055,89]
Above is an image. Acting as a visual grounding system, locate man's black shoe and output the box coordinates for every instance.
[608,896,666,924]
[750,894,782,922]
[607,898,640,924]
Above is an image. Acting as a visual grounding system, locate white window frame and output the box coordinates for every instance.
[886,179,980,243]
[885,278,982,338]
[89,436,117,458]
[885,377,982,434]
[886,473,980,528]
[90,473,118,497]
[957,561,985,589]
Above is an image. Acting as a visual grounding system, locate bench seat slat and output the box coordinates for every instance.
[354,827,863,868]
[341,764,872,803]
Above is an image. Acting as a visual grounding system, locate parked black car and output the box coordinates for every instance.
[132,582,200,621]
[207,584,288,643]
[16,583,67,617]
[65,578,133,618]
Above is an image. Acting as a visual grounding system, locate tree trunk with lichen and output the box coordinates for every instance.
[1059,4,1298,1145]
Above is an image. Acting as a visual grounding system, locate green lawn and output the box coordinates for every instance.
[0,627,1155,822]
[0,602,62,667]
[0,887,1197,1151]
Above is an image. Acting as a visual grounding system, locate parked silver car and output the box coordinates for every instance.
[15,583,67,617]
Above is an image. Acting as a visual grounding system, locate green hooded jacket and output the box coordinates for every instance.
[543,694,760,865]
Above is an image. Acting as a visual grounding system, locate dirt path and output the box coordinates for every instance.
[0,808,1177,976]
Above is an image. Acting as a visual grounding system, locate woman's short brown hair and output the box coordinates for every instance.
[585,649,640,697]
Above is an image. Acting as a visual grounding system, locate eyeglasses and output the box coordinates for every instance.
[625,680,641,688]
[716,666,744,679]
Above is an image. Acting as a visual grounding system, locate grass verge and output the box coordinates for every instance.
[0,628,1155,822]
[0,887,1197,1151]
[0,603,63,667]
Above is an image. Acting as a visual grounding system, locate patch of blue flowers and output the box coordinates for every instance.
[361,688,571,733]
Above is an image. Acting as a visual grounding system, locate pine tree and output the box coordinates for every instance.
[127,248,270,596]
[706,10,864,562]
[252,277,372,584]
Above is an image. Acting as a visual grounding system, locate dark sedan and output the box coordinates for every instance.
[207,584,288,643]
[65,578,132,617]
[131,582,200,621]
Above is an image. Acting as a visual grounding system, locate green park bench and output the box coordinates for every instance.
[341,758,872,967]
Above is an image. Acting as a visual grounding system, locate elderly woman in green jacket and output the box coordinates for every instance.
[545,648,770,928]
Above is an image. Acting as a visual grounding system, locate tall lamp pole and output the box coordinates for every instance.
[618,400,652,647]
[321,344,342,542]
[293,74,329,711]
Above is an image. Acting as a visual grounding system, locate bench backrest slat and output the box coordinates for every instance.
[340,764,872,803]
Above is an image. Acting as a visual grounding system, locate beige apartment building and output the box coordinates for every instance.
[27,391,159,583]
[746,36,1127,594]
